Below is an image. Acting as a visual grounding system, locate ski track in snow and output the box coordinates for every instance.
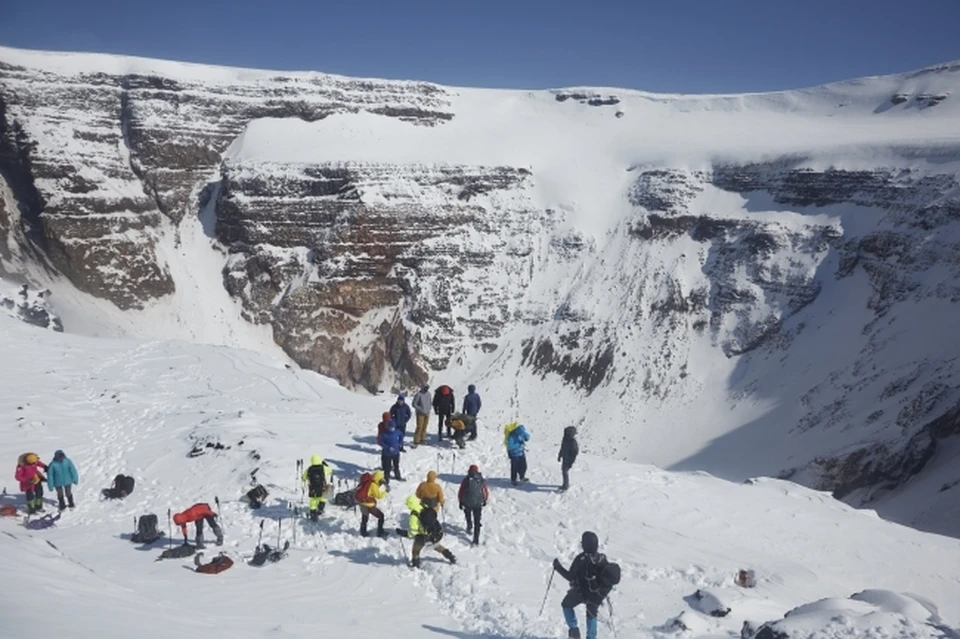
[2,318,960,638]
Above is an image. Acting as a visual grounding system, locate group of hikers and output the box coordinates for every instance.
[8,384,612,639]
[12,450,80,514]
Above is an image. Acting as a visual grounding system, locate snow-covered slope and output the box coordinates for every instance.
[1,47,959,536]
[1,317,959,639]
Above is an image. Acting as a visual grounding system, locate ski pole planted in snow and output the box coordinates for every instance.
[276,517,282,549]
[257,519,264,550]
[451,452,456,476]
[167,508,173,550]
[292,508,297,548]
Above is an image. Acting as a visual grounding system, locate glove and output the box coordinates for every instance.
[395,528,405,535]
[552,558,563,572]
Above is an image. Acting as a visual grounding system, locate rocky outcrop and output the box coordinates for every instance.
[0,59,454,310]
[0,280,62,331]
[217,160,546,391]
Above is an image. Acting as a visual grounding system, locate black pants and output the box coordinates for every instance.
[55,485,74,509]
[463,506,482,543]
[561,464,572,490]
[381,454,401,481]
[561,589,600,619]
[360,506,384,535]
[510,455,527,484]
[438,412,451,438]
[465,413,478,439]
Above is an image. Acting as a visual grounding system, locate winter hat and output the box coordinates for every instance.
[469,464,479,473]
[420,384,429,392]
[25,453,38,464]
[581,531,599,553]
[397,393,406,401]
[468,384,476,393]
[54,450,65,459]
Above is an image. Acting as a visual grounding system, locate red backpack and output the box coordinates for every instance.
[355,473,374,503]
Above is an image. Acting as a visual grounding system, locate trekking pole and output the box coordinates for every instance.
[276,517,282,548]
[452,451,456,476]
[292,508,297,548]
[607,598,618,639]
[537,567,556,616]
[256,519,264,550]
[167,509,173,550]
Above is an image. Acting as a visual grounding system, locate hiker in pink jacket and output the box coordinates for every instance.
[15,452,48,514]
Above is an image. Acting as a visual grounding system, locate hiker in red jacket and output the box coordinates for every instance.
[172,503,223,548]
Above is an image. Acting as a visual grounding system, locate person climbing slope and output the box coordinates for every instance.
[390,393,412,452]
[302,454,333,521]
[552,531,620,639]
[380,420,403,484]
[411,384,432,447]
[503,421,531,486]
[415,470,445,512]
[557,426,580,492]
[172,503,223,549]
[397,495,456,568]
[432,384,456,441]
[15,452,47,514]
[47,449,79,510]
[462,384,482,440]
[457,464,489,545]
[356,470,388,537]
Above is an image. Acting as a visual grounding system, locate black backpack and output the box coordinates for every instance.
[115,474,135,496]
[246,484,268,508]
[417,506,443,542]
[131,514,161,544]
[581,553,621,598]
[306,464,329,498]
[333,489,357,508]
[462,474,485,508]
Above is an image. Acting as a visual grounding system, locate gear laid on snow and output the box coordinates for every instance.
[131,513,162,544]
[194,552,234,574]
[157,543,197,561]
[103,474,135,500]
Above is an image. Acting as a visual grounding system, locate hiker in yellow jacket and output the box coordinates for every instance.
[301,454,333,521]
[398,495,456,568]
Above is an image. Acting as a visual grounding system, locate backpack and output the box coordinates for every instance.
[113,474,135,497]
[462,474,485,508]
[131,514,161,544]
[581,553,620,598]
[306,464,329,498]
[355,473,374,504]
[195,552,234,574]
[420,496,440,511]
[0,504,18,517]
[246,484,268,508]
[334,489,357,508]
[417,506,443,542]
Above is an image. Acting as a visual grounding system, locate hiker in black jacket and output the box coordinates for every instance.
[552,531,612,639]
[558,426,579,491]
[432,385,456,440]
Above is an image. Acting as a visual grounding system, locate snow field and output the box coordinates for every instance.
[2,317,960,638]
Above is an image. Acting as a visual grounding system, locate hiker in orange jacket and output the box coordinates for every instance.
[172,503,223,548]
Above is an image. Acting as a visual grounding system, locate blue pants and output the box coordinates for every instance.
[562,590,600,639]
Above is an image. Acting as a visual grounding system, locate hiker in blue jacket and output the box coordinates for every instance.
[503,422,530,486]
[380,420,403,484]
[462,384,482,440]
[390,393,412,452]
[47,449,79,510]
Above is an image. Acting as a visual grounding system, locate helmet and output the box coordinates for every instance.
[24,453,38,465]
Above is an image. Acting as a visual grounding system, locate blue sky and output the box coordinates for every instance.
[2,0,959,93]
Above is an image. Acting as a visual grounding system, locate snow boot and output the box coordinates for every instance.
[195,534,205,550]
[411,556,421,569]
[215,532,224,546]
[568,629,581,639]
[310,509,319,522]
[442,549,457,564]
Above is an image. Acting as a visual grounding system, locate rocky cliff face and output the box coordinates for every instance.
[1,48,959,533]
[0,57,452,309]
